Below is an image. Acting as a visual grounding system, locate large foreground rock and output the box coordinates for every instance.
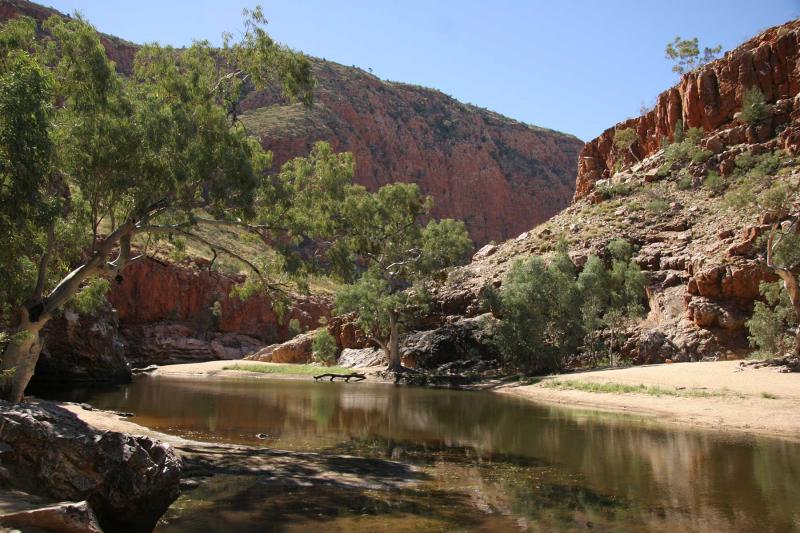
[0,400,181,532]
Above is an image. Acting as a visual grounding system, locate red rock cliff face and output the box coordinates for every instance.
[109,258,329,342]
[239,61,582,246]
[576,19,800,200]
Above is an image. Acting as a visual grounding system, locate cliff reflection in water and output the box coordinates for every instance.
[59,376,800,532]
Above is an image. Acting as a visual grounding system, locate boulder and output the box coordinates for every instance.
[36,304,130,384]
[0,400,181,532]
[400,314,498,368]
[338,348,387,368]
[245,331,316,364]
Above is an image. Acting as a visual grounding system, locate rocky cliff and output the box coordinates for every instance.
[576,18,800,200]
[0,0,582,247]
[105,258,329,366]
[239,60,582,245]
[423,17,800,367]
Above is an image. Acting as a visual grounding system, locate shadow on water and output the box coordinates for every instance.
[37,375,800,532]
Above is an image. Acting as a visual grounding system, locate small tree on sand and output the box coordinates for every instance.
[334,184,473,372]
[0,10,357,402]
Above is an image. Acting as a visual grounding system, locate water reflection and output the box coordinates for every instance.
[44,376,800,532]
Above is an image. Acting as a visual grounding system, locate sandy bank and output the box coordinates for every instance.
[498,360,800,440]
[149,359,389,381]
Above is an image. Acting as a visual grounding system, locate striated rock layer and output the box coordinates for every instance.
[0,0,582,247]
[576,18,800,200]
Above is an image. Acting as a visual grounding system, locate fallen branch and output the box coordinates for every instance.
[313,373,366,382]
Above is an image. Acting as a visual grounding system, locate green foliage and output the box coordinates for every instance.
[0,18,56,321]
[607,238,633,262]
[288,318,302,337]
[596,182,639,200]
[665,36,721,75]
[68,278,110,316]
[492,256,577,374]
[419,218,473,275]
[312,329,338,366]
[746,282,796,357]
[210,300,222,329]
[334,182,471,362]
[613,128,638,153]
[0,10,348,336]
[645,196,669,214]
[703,171,726,194]
[677,173,693,191]
[492,239,647,373]
[740,87,768,124]
[673,119,684,144]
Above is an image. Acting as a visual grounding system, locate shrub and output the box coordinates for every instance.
[312,329,339,366]
[740,87,768,124]
[493,239,647,373]
[645,197,669,214]
[746,282,796,358]
[677,174,693,190]
[596,182,638,200]
[703,171,726,194]
[68,278,110,316]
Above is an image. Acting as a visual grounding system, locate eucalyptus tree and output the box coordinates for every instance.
[334,183,473,372]
[0,9,355,402]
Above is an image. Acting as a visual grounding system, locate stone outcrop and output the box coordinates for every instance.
[1,1,583,247]
[0,399,182,532]
[576,19,800,200]
[107,258,329,366]
[245,331,316,364]
[338,347,387,368]
[36,303,130,384]
[400,314,498,368]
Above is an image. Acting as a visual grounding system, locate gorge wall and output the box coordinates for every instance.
[35,256,330,382]
[1,0,583,246]
[239,60,583,245]
[576,18,800,200]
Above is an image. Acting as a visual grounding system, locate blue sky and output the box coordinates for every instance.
[44,1,799,140]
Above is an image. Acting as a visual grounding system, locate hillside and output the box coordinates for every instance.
[0,0,583,246]
[425,17,800,365]
[239,60,582,245]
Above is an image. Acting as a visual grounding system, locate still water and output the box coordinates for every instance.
[45,376,800,532]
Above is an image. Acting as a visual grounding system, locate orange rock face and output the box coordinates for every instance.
[240,60,583,245]
[576,19,800,200]
[109,259,329,343]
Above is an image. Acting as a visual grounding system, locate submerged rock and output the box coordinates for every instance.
[0,399,182,532]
